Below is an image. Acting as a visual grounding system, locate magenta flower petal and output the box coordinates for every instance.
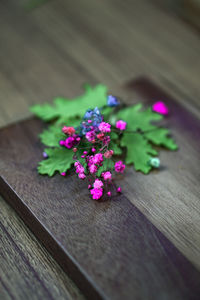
[152,101,169,115]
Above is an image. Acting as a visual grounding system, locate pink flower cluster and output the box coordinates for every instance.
[60,126,80,149]
[60,117,126,200]
[115,161,126,173]
[98,122,111,133]
[74,161,86,179]
[85,122,111,145]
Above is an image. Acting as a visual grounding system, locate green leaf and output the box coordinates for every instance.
[39,117,82,147]
[39,126,65,147]
[110,130,118,140]
[31,84,107,123]
[120,133,158,174]
[117,103,163,131]
[116,103,177,173]
[38,148,73,176]
[144,128,178,150]
[55,116,81,126]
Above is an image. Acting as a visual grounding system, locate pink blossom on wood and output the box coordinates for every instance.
[102,171,112,180]
[93,179,104,189]
[90,188,103,200]
[152,101,169,115]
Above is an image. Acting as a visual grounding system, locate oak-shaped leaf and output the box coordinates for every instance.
[144,128,177,150]
[38,148,73,176]
[31,84,107,123]
[120,133,158,174]
[117,103,163,131]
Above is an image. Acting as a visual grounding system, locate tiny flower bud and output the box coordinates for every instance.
[62,126,76,135]
[59,140,65,146]
[97,133,104,140]
[42,151,48,158]
[117,187,121,193]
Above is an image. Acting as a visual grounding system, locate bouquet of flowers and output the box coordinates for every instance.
[31,84,177,200]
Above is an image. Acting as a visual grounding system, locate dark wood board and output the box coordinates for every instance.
[0,79,200,300]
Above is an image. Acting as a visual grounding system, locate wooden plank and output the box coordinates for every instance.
[0,0,200,129]
[0,80,200,299]
[0,195,85,300]
[121,78,200,270]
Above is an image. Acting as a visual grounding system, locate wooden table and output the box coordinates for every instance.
[0,1,200,299]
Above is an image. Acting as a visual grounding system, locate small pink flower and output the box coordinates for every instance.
[97,133,104,140]
[88,184,92,189]
[152,101,169,115]
[65,136,75,149]
[89,164,98,174]
[61,172,66,176]
[90,188,103,200]
[107,191,111,197]
[78,173,86,179]
[104,150,113,158]
[102,171,112,180]
[92,148,96,153]
[93,153,103,165]
[98,122,111,133]
[76,166,84,173]
[62,126,76,136]
[87,155,94,167]
[93,179,104,189]
[59,140,65,146]
[86,130,96,142]
[117,187,121,193]
[116,120,127,131]
[74,161,84,174]
[115,161,125,173]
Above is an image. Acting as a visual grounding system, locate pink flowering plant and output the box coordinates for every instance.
[31,84,177,200]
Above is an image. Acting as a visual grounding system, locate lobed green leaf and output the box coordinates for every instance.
[144,128,178,150]
[38,148,73,176]
[31,84,107,123]
[117,104,163,131]
[120,133,157,174]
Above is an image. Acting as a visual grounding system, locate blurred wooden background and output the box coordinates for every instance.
[0,0,200,299]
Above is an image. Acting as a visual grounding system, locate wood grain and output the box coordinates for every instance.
[1,0,200,298]
[0,0,200,129]
[0,79,200,299]
[0,196,85,300]
[120,78,200,270]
